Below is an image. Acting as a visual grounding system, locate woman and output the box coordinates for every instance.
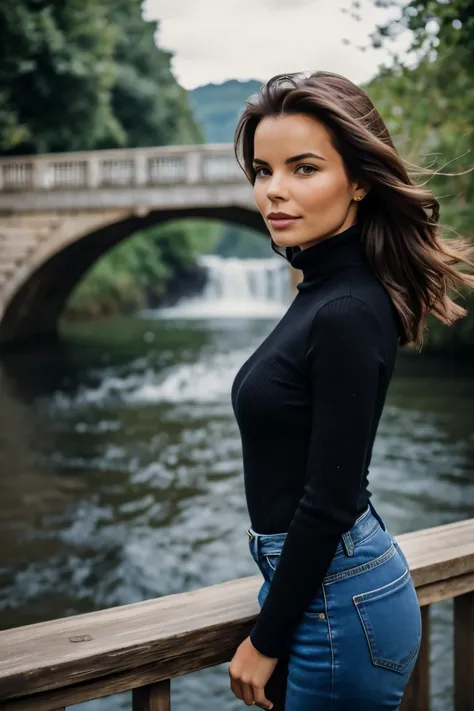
[228,71,474,711]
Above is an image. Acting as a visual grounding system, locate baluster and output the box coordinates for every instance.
[186,151,201,183]
[400,604,430,711]
[135,154,147,186]
[88,157,100,188]
[132,680,171,711]
[454,590,474,711]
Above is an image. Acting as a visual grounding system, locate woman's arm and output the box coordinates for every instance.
[249,295,386,658]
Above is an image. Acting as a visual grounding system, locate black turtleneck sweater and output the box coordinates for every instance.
[231,223,400,659]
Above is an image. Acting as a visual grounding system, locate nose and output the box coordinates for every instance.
[266,173,288,202]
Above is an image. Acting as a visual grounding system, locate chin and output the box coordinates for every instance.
[269,233,302,248]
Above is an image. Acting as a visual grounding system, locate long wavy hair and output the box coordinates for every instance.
[234,71,474,349]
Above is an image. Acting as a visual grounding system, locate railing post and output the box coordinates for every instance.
[132,680,171,711]
[186,151,201,183]
[88,157,101,189]
[134,154,147,186]
[400,605,430,711]
[32,158,49,189]
[454,591,474,711]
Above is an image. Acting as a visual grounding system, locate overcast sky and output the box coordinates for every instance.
[144,0,411,90]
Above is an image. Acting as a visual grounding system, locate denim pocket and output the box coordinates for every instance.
[353,568,422,674]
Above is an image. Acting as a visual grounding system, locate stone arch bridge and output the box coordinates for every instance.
[0,144,275,346]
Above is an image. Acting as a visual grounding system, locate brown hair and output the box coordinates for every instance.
[234,71,474,349]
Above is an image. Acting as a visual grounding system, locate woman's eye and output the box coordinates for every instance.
[254,165,317,178]
[296,165,317,175]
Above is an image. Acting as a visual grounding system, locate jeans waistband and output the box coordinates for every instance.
[246,500,386,559]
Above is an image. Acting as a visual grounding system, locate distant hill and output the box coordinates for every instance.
[189,79,263,143]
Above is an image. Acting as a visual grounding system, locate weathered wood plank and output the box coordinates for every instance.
[400,605,430,711]
[454,590,474,711]
[0,651,233,711]
[132,681,171,711]
[0,576,259,701]
[408,543,474,578]
[417,571,474,607]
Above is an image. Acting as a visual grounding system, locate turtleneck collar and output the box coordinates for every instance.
[289,223,367,289]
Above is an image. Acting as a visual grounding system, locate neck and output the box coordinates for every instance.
[289,224,367,288]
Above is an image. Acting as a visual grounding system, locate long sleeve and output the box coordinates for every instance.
[248,295,386,658]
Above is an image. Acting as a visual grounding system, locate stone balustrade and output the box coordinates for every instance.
[0,144,246,192]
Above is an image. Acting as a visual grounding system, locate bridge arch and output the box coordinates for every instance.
[0,205,266,346]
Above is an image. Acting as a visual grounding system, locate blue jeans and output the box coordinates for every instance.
[247,500,422,710]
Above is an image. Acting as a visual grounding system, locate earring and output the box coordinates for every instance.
[354,196,362,201]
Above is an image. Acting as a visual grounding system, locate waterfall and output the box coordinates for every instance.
[147,255,292,319]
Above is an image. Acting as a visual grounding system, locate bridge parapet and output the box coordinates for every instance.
[0,144,245,193]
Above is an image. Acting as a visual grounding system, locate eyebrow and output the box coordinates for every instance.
[252,152,327,166]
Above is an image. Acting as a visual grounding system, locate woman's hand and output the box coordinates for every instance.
[229,635,277,708]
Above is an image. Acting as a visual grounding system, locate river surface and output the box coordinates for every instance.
[0,312,473,711]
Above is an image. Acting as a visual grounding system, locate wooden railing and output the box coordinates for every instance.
[0,517,473,711]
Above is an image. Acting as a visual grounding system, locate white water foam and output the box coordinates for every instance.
[47,348,255,411]
[142,254,292,320]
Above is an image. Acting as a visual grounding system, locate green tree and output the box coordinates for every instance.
[366,0,474,66]
[100,0,203,148]
[0,1,121,154]
[0,0,203,154]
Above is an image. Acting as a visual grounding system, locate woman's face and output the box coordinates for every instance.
[252,113,366,250]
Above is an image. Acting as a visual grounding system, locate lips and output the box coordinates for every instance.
[267,213,302,230]
[267,212,299,219]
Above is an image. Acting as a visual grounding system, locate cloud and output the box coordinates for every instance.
[144,0,410,89]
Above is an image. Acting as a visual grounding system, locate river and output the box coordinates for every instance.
[0,260,473,711]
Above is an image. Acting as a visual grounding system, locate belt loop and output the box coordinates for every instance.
[247,528,258,557]
[341,531,354,557]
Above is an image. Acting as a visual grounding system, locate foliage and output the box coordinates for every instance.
[366,0,474,64]
[0,0,202,154]
[0,1,121,154]
[98,0,203,148]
